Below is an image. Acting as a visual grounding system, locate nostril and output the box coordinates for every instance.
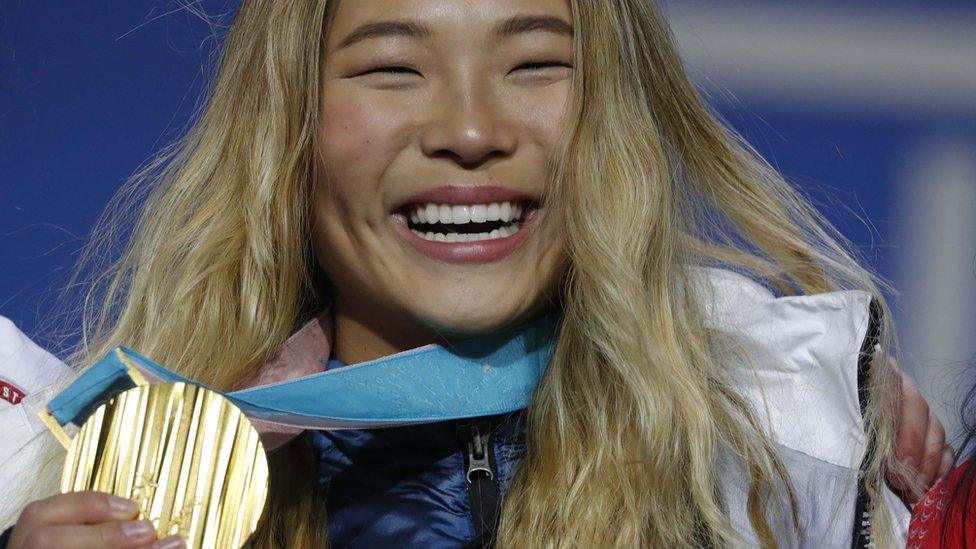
[427,149,510,170]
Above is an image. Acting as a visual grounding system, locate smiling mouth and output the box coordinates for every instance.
[399,200,538,242]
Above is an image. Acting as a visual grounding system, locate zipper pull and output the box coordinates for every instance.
[464,423,494,483]
[458,420,502,546]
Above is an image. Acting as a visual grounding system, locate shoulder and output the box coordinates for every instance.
[693,267,874,335]
[0,316,73,408]
[696,269,910,543]
[0,317,73,508]
[693,268,875,469]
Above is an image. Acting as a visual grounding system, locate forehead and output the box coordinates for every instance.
[326,0,573,47]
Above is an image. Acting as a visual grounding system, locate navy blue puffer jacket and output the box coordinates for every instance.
[0,370,527,549]
[309,360,525,548]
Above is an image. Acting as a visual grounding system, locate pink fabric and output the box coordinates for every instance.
[131,312,335,450]
[235,312,334,389]
[249,418,311,450]
[238,312,334,449]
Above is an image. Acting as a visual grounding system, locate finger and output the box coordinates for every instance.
[18,491,139,529]
[150,534,188,549]
[925,410,949,456]
[938,445,956,480]
[918,410,947,487]
[894,372,929,469]
[18,520,156,549]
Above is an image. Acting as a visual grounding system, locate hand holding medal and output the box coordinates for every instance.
[29,353,269,549]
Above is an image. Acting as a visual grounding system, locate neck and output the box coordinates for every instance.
[331,301,442,365]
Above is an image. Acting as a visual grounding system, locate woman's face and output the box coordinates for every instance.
[313,0,573,347]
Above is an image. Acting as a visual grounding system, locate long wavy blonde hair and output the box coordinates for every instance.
[13,1,907,547]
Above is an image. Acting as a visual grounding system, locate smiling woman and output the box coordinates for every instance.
[0,0,947,548]
[315,1,573,353]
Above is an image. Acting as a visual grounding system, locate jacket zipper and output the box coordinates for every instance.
[459,420,501,547]
[851,298,882,549]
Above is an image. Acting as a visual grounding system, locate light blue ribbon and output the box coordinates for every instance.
[47,313,559,430]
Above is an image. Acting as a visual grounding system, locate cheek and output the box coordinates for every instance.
[317,102,374,188]
[316,89,412,202]
[312,97,377,265]
[514,82,572,153]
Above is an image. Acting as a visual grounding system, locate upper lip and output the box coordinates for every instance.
[392,185,538,212]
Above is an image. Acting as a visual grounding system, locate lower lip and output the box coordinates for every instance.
[391,209,540,264]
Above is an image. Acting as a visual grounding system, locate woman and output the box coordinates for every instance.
[0,0,952,547]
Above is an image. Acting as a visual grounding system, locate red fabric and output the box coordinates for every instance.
[910,460,976,548]
[0,378,25,405]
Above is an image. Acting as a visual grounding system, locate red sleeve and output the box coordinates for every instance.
[909,460,976,548]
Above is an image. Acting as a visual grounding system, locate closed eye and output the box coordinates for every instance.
[513,61,573,72]
[353,61,572,79]
[357,66,422,77]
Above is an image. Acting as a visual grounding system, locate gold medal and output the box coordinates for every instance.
[42,354,269,548]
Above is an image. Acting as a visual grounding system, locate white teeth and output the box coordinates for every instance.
[425,203,439,223]
[486,203,501,222]
[406,200,530,244]
[470,204,487,223]
[499,202,512,222]
[410,223,524,243]
[451,205,470,224]
[438,204,453,224]
[408,201,529,225]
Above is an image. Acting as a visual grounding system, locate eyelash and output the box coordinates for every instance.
[360,61,572,77]
[515,61,573,72]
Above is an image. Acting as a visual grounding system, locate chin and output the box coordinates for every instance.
[402,272,563,340]
[417,301,548,339]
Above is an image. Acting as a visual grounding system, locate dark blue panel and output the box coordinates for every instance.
[0,2,238,349]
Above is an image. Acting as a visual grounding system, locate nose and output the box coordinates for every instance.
[420,83,518,169]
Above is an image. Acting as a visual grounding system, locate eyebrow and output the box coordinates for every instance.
[336,15,574,50]
[496,15,574,38]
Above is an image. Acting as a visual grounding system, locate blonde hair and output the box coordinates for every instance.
[15,1,906,547]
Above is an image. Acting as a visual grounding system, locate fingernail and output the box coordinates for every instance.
[108,496,138,514]
[121,520,156,542]
[152,535,187,549]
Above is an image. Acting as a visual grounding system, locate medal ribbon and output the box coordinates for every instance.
[45,314,558,434]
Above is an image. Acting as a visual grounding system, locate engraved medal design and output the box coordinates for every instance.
[57,381,269,548]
